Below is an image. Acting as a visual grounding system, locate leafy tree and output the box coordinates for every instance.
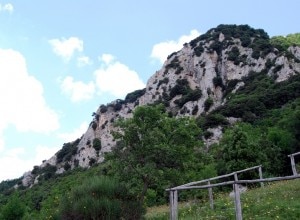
[106,105,208,205]
[214,123,284,176]
[0,193,26,220]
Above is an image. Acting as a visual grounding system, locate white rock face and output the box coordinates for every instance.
[21,33,300,187]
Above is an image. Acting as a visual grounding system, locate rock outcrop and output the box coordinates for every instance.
[21,25,300,187]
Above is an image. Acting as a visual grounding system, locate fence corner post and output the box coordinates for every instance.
[170,190,178,220]
[208,180,214,209]
[234,183,243,220]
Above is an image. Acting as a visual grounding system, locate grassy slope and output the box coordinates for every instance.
[145,179,300,220]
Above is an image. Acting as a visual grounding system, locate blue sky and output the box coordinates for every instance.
[0,0,299,181]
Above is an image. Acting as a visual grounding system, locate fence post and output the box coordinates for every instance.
[234,173,242,220]
[208,180,214,209]
[289,155,298,176]
[258,166,264,187]
[170,190,178,220]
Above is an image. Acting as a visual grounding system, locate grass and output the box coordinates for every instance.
[145,179,300,219]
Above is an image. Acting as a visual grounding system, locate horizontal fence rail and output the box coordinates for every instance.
[167,151,300,220]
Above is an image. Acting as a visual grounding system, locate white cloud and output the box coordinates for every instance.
[95,54,145,98]
[77,55,92,67]
[0,3,14,13]
[49,37,83,61]
[60,76,95,102]
[0,145,61,181]
[100,53,115,65]
[58,121,88,143]
[151,29,200,63]
[0,49,60,141]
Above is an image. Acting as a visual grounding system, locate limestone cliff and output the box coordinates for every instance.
[21,25,300,187]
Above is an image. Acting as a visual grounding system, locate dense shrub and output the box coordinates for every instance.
[169,79,189,99]
[56,139,80,163]
[99,104,108,113]
[59,176,145,220]
[157,77,169,87]
[93,138,102,152]
[227,46,240,63]
[213,76,224,88]
[0,193,26,220]
[91,121,97,131]
[204,97,214,111]
[174,88,202,108]
[124,88,146,103]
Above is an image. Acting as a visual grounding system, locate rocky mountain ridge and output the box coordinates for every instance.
[21,25,300,187]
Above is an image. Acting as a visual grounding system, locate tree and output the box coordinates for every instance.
[214,123,282,177]
[0,193,26,220]
[106,105,208,205]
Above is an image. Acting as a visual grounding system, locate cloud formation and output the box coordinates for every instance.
[0,145,61,181]
[94,54,145,98]
[0,49,60,150]
[58,121,88,143]
[49,37,83,61]
[60,76,95,102]
[77,55,92,67]
[0,49,60,181]
[151,29,200,63]
[0,3,13,13]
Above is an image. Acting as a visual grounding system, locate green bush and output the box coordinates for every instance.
[213,76,224,88]
[59,176,145,220]
[204,97,214,111]
[56,139,80,163]
[125,88,146,103]
[0,193,26,220]
[93,138,102,152]
[227,46,240,63]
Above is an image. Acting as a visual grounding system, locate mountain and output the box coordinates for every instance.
[19,24,300,187]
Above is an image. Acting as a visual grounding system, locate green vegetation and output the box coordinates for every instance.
[59,176,144,220]
[124,88,146,103]
[1,25,300,219]
[56,138,80,163]
[92,138,102,153]
[145,179,300,220]
[271,33,300,52]
[0,193,26,220]
[106,105,212,206]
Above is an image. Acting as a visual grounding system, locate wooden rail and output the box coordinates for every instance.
[167,152,300,220]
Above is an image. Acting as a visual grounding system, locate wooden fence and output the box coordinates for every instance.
[166,152,300,220]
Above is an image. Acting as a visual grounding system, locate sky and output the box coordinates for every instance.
[0,0,299,182]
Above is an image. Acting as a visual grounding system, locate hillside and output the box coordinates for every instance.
[0,24,300,219]
[15,24,300,188]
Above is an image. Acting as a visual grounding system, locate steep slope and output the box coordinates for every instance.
[21,24,300,187]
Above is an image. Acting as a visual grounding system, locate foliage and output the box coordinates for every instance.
[270,33,300,52]
[189,24,269,51]
[218,71,300,121]
[197,113,228,129]
[125,88,146,103]
[174,88,202,108]
[106,105,210,205]
[213,76,224,88]
[56,138,80,163]
[0,193,26,220]
[59,176,144,220]
[146,179,300,220]
[157,77,169,88]
[227,46,241,65]
[93,138,102,152]
[204,97,214,112]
